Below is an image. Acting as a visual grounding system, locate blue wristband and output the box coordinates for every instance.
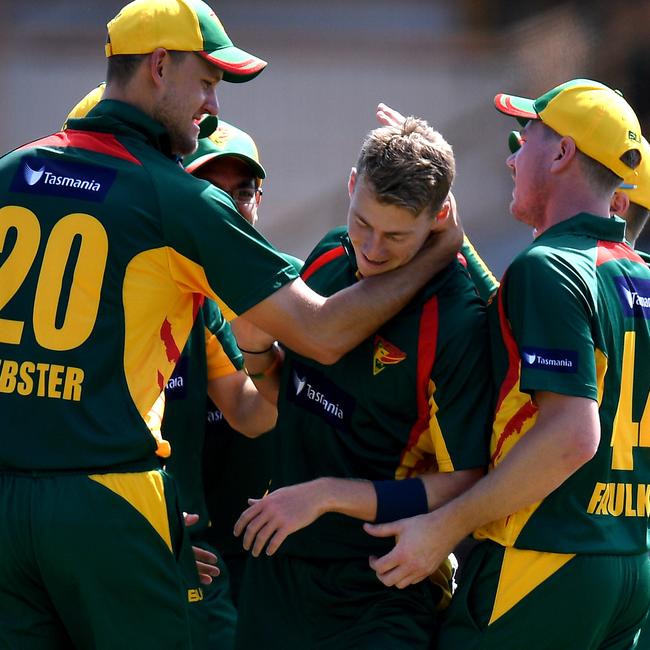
[372,478,428,523]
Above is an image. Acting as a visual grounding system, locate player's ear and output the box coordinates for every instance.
[148,48,170,88]
[429,200,450,232]
[610,190,629,217]
[348,167,358,198]
[550,136,576,173]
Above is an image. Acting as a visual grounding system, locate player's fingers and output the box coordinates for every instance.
[374,565,402,588]
[183,512,200,527]
[251,521,276,558]
[363,521,399,539]
[368,546,402,577]
[241,511,271,551]
[394,571,424,590]
[265,527,289,556]
[192,544,218,565]
[196,561,220,585]
[233,499,262,537]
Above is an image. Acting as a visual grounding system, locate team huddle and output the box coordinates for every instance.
[0,0,648,648]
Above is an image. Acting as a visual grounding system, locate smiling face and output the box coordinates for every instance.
[152,52,222,156]
[347,171,437,277]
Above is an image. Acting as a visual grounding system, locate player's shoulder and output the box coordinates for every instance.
[301,226,350,272]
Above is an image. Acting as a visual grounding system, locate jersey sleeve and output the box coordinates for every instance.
[505,246,598,399]
[202,300,244,379]
[426,276,492,472]
[160,177,299,319]
[460,235,500,302]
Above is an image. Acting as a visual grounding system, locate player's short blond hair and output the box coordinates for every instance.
[355,117,455,217]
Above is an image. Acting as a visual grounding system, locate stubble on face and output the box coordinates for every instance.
[510,122,555,228]
[152,84,199,157]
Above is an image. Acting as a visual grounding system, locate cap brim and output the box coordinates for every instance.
[185,152,266,179]
[495,93,538,127]
[198,47,267,83]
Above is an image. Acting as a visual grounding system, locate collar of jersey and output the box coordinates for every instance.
[534,213,626,244]
[66,99,175,160]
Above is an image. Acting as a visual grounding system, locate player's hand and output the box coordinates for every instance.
[184,512,220,584]
[233,482,324,557]
[376,103,406,128]
[364,511,453,589]
[193,544,220,585]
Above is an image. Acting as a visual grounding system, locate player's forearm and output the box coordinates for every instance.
[207,373,277,437]
[317,477,378,521]
[240,346,282,407]
[420,467,484,512]
[426,394,600,541]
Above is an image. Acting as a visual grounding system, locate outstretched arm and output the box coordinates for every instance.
[233,468,481,557]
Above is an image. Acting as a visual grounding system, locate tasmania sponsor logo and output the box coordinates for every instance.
[372,335,407,376]
[10,155,116,202]
[164,357,188,400]
[287,359,355,431]
[614,276,650,319]
[521,347,578,373]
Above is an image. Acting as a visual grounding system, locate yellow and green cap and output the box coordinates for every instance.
[184,120,266,181]
[619,137,650,211]
[105,0,267,83]
[495,79,643,180]
[66,83,107,123]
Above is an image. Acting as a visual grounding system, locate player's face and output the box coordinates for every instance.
[506,120,555,229]
[153,53,222,157]
[195,156,261,225]
[347,172,437,277]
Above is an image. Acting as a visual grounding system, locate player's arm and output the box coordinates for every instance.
[207,370,277,437]
[365,392,599,588]
[240,205,462,365]
[233,469,482,558]
[229,317,281,405]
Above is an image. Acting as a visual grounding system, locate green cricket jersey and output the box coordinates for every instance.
[476,214,650,555]
[273,227,492,559]
[0,100,297,471]
[163,298,243,531]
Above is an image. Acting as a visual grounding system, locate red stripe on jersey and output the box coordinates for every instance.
[457,252,468,268]
[301,245,346,282]
[494,281,521,414]
[491,279,538,464]
[491,400,537,464]
[18,130,142,166]
[160,318,181,364]
[193,294,205,320]
[400,296,439,476]
[596,240,646,267]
